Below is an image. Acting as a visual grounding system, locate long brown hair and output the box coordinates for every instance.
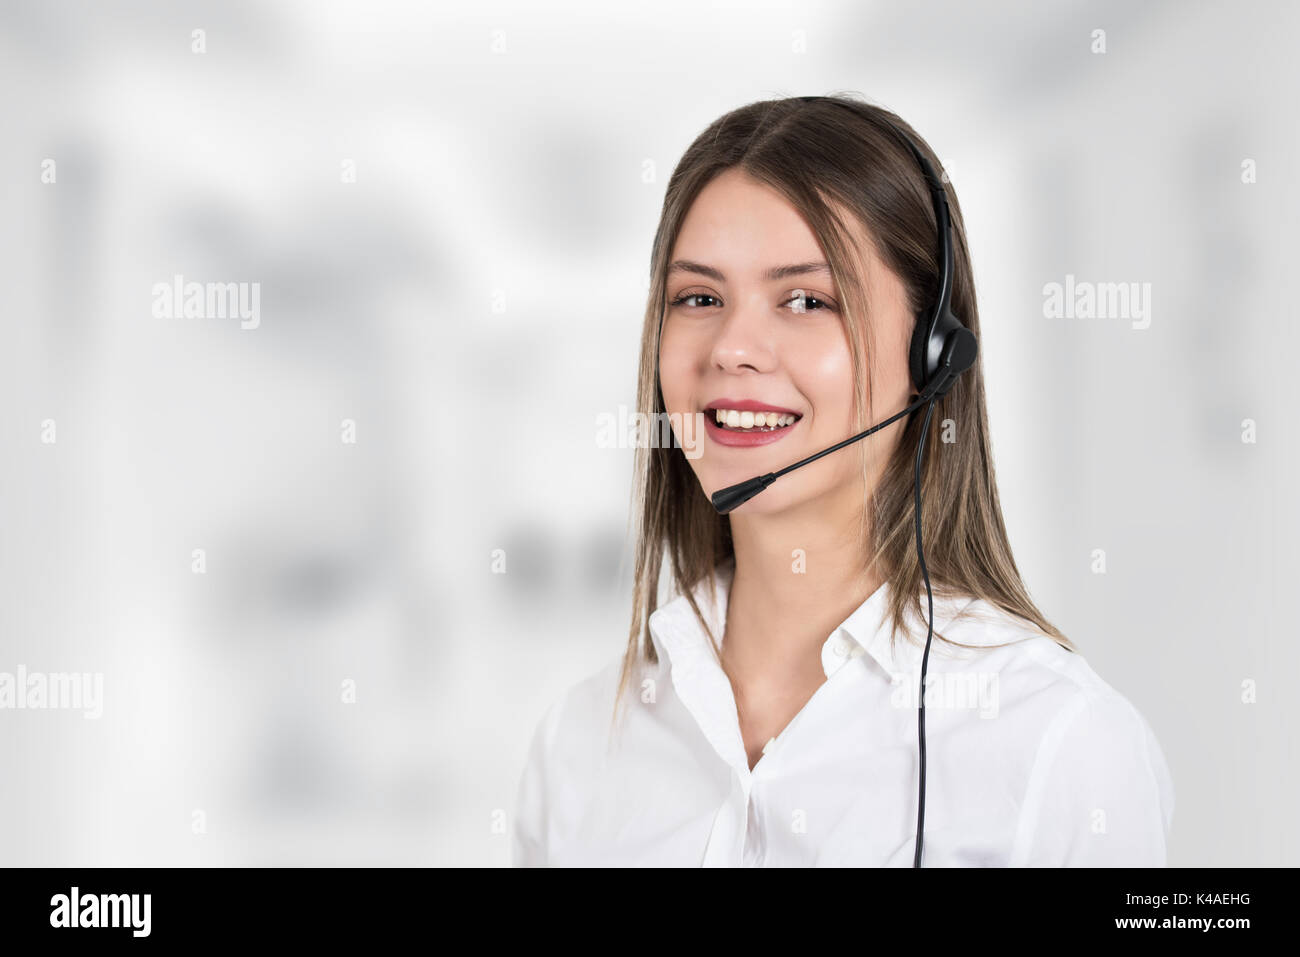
[614,93,1072,728]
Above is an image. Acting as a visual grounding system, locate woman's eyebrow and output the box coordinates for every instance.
[667,260,832,282]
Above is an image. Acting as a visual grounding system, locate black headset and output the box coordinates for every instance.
[800,96,978,396]
[881,112,977,868]
[818,98,979,867]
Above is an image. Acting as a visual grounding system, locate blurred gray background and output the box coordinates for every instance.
[0,0,1295,867]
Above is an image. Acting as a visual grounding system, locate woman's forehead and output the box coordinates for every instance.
[671,181,882,285]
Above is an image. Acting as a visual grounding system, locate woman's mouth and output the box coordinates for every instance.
[703,405,803,448]
[709,408,801,431]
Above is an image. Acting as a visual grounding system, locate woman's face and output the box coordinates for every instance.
[659,168,914,517]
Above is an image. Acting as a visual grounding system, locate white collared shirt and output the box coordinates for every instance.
[511,559,1174,867]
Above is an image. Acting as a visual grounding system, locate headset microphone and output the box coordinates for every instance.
[705,105,977,867]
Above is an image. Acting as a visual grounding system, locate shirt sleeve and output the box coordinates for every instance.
[510,696,563,867]
[1012,689,1175,866]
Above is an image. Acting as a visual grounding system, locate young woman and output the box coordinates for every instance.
[512,94,1174,867]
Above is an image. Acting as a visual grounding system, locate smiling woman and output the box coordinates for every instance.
[511,93,1174,868]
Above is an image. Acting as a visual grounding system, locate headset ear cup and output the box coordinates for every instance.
[911,309,974,394]
[908,315,931,392]
[945,325,978,379]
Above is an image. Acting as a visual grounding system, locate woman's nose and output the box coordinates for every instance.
[709,295,778,374]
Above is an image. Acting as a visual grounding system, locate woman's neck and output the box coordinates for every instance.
[722,503,883,685]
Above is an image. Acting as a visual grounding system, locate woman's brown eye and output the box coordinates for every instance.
[670,294,720,308]
[786,293,834,313]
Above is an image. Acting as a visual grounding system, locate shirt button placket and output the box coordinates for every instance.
[702,768,749,867]
[743,789,765,867]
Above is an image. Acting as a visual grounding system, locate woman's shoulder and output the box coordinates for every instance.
[943,601,1173,798]
[511,653,629,866]
[935,598,1175,862]
[520,653,630,765]
[933,597,1170,776]
[940,597,1142,707]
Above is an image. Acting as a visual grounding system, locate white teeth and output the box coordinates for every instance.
[709,408,800,431]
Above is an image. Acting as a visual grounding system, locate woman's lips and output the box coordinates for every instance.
[705,398,801,416]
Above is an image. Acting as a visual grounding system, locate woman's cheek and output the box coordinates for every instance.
[657,323,700,419]
[794,339,857,438]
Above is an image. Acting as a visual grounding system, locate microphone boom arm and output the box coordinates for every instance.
[709,383,940,514]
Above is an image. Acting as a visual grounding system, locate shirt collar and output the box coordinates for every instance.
[648,557,978,682]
